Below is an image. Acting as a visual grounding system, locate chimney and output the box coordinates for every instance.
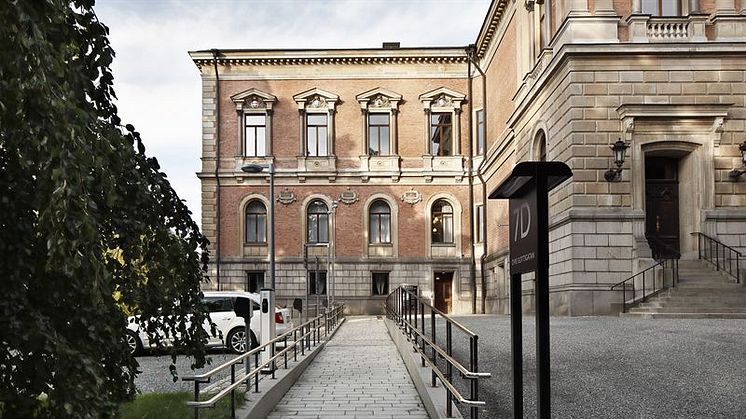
[382,42,400,49]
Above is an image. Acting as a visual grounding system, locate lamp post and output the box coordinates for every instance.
[241,163,275,368]
[327,200,338,308]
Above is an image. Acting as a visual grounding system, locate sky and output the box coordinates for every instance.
[95,0,492,226]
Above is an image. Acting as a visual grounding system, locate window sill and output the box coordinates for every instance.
[422,155,464,172]
[298,155,336,172]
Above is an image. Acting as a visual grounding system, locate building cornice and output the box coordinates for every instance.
[189,47,469,69]
[474,0,510,59]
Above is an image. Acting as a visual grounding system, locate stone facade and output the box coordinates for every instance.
[192,0,746,316]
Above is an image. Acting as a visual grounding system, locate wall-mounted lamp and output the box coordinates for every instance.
[728,140,746,179]
[604,138,629,182]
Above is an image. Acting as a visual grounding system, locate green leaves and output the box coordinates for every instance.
[0,1,211,418]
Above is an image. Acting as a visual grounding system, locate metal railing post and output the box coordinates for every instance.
[446,321,453,417]
[431,309,437,387]
[230,364,236,419]
[470,335,479,419]
[420,301,426,367]
[194,381,200,419]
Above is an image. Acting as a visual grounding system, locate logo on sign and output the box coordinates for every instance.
[513,202,531,242]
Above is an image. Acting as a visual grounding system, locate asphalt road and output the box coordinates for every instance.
[446,315,746,419]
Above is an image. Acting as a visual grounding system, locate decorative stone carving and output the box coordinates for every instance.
[248,97,264,109]
[339,189,358,205]
[277,190,296,205]
[400,189,422,205]
[230,88,277,112]
[713,117,724,133]
[435,95,452,107]
[370,95,390,108]
[308,95,327,109]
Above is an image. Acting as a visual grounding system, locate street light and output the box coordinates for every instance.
[241,163,275,369]
[241,163,275,290]
[604,138,629,182]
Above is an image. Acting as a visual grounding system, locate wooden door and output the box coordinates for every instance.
[434,272,453,314]
[645,157,680,255]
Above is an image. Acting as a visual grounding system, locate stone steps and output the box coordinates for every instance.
[623,259,745,319]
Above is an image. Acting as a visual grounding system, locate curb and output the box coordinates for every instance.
[235,318,346,419]
[385,317,462,419]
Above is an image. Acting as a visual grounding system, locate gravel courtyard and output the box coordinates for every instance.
[447,316,746,419]
[134,351,233,393]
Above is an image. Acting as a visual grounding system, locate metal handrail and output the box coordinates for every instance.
[385,286,490,419]
[693,232,742,283]
[610,251,680,313]
[182,303,345,419]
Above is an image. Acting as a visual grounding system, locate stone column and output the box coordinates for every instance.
[266,110,273,157]
[360,109,368,155]
[453,109,462,155]
[424,109,431,154]
[689,0,700,13]
[328,109,335,157]
[236,110,243,156]
[564,0,590,16]
[632,0,642,13]
[715,0,736,14]
[594,0,616,16]
[298,110,305,156]
[391,109,398,155]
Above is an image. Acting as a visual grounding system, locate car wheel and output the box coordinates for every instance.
[227,327,249,354]
[126,330,142,356]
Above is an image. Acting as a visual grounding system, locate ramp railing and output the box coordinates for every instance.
[182,303,345,419]
[385,286,490,419]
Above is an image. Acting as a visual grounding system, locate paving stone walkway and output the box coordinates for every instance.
[267,315,429,419]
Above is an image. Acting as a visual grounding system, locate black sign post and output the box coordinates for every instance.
[489,161,572,419]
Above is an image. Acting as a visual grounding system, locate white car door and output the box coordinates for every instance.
[203,297,235,345]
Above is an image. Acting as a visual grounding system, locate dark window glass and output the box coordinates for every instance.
[372,272,389,296]
[245,114,266,157]
[476,205,485,243]
[203,297,233,312]
[246,271,264,293]
[432,199,454,244]
[430,113,453,156]
[476,110,485,155]
[369,200,391,244]
[245,201,267,243]
[307,200,329,243]
[538,132,547,162]
[306,114,328,156]
[308,271,327,295]
[368,113,390,156]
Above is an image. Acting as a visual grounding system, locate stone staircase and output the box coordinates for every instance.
[623,259,746,319]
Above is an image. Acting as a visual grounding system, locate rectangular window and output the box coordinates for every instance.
[308,271,327,295]
[430,113,453,156]
[244,114,266,157]
[306,114,328,156]
[368,113,390,156]
[642,0,679,15]
[372,272,389,296]
[476,204,485,243]
[476,109,485,155]
[246,271,264,293]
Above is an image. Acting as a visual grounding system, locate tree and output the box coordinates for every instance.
[0,1,212,417]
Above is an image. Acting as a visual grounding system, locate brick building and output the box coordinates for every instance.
[191,0,746,315]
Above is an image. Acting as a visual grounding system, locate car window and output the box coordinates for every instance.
[203,297,234,313]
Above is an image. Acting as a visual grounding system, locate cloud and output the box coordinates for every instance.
[95,0,491,226]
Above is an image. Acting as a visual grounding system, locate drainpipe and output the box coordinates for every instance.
[467,44,488,314]
[211,49,222,290]
[467,47,476,314]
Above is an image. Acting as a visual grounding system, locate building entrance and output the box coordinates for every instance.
[434,271,453,314]
[645,156,680,256]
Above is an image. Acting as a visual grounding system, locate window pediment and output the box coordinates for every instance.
[293,88,339,111]
[419,87,466,111]
[231,88,277,112]
[356,87,402,111]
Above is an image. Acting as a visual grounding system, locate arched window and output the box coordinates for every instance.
[245,200,267,244]
[431,199,454,244]
[534,130,547,161]
[307,200,329,243]
[369,200,391,244]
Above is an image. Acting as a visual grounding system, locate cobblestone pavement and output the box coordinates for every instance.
[268,316,428,419]
[448,315,746,419]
